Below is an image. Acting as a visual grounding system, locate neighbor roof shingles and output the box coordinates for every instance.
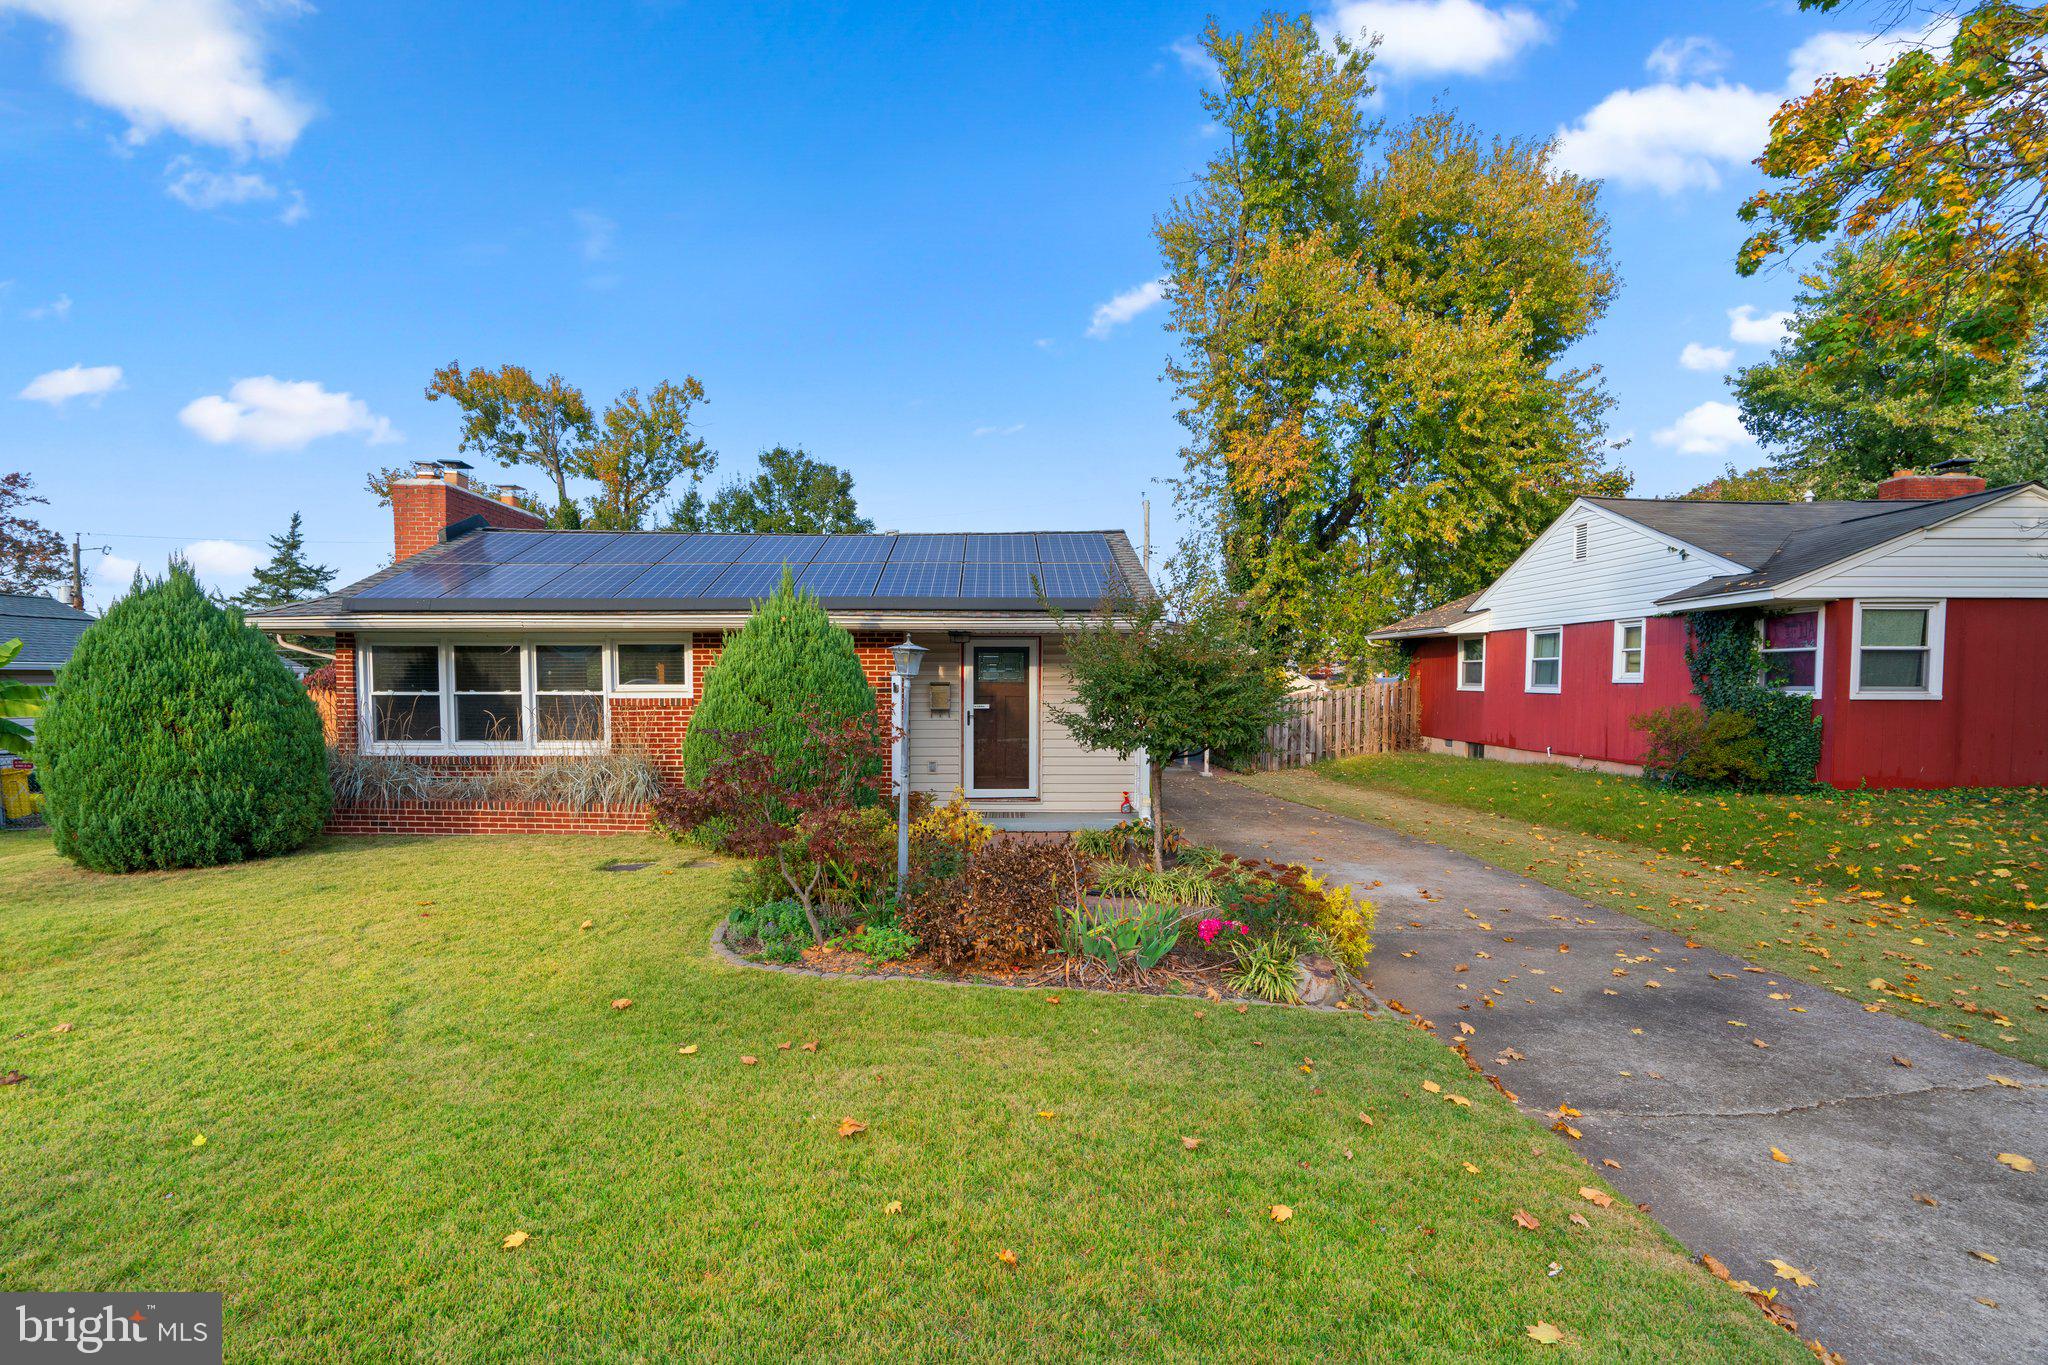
[0,593,94,668]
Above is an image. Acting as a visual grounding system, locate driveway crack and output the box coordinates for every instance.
[1575,1079,2037,1123]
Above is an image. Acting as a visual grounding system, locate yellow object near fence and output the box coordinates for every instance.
[1,767,40,820]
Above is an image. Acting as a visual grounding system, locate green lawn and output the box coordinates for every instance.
[1239,755,2048,1067]
[0,828,1799,1362]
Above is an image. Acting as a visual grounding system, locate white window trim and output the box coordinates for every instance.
[1611,619,1645,685]
[961,635,1040,799]
[358,635,695,756]
[1758,607,1825,699]
[1525,627,1563,694]
[1456,635,1486,692]
[1849,599,1945,701]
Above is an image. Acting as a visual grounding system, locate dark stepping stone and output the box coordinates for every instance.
[598,861,652,873]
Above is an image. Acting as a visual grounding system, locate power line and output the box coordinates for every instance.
[81,531,387,545]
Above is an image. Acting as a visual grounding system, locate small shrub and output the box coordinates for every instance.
[1090,861,1154,896]
[1631,705,1769,788]
[730,898,810,964]
[1301,869,1374,972]
[1071,828,1123,859]
[1060,897,1182,978]
[36,569,328,871]
[330,748,662,809]
[1226,932,1300,1004]
[1174,842,1227,871]
[847,920,919,962]
[911,788,992,854]
[900,835,1083,969]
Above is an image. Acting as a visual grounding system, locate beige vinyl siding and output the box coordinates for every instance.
[901,632,1139,818]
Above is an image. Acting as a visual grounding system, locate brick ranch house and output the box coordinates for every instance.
[252,463,1156,834]
[1369,467,2048,790]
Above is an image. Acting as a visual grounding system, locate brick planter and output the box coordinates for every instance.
[326,800,650,836]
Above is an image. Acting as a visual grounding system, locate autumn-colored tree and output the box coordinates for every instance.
[1159,16,1626,667]
[1732,238,2048,496]
[1,472,67,596]
[1739,2,2048,363]
[583,379,715,530]
[424,363,596,527]
[1679,465,1808,502]
[668,446,874,534]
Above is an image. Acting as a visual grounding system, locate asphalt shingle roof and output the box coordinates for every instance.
[1368,591,1483,640]
[0,593,94,669]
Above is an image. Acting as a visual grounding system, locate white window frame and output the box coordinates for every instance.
[961,635,1040,799]
[609,637,695,697]
[1525,627,1563,694]
[1758,607,1825,699]
[1611,619,1645,685]
[1849,599,1945,701]
[1455,635,1486,692]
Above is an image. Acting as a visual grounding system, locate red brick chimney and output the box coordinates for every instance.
[1876,464,1988,502]
[390,460,546,560]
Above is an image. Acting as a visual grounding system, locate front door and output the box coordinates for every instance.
[965,640,1036,797]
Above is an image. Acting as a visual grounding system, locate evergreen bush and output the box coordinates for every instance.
[681,568,877,791]
[36,568,330,871]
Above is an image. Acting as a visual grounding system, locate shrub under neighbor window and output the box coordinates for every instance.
[36,569,330,872]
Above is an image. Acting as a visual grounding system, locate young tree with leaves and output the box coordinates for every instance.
[1047,589,1287,872]
[233,512,339,667]
[424,363,596,527]
[1739,2,2048,364]
[1,472,67,596]
[1159,16,1626,668]
[583,379,715,529]
[668,446,874,534]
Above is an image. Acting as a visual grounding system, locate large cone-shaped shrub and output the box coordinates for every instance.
[37,569,330,871]
[683,569,877,791]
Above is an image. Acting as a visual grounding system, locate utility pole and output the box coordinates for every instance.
[1141,496,1152,578]
[69,534,84,611]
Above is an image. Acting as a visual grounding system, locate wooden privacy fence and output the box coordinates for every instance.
[1260,678,1419,770]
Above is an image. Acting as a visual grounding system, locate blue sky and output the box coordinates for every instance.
[3,1,1917,607]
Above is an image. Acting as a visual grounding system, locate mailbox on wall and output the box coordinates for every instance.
[927,682,952,715]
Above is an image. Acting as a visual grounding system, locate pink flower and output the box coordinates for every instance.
[1198,918,1223,943]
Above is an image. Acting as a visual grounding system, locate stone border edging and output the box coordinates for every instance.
[708,917,1384,1016]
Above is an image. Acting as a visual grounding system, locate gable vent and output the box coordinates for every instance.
[1573,523,1588,561]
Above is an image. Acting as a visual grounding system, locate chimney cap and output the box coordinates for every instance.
[410,459,445,478]
[1932,455,1979,474]
[440,459,474,470]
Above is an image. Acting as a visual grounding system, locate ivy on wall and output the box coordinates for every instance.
[1682,610,1823,791]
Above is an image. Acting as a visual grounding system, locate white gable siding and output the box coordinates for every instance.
[1471,502,1743,632]
[1793,487,2048,598]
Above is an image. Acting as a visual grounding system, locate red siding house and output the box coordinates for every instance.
[1370,466,2048,790]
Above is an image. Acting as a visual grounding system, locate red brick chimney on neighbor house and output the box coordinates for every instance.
[390,460,546,560]
[1877,459,1989,502]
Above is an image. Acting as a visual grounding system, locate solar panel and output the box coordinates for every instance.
[1035,533,1115,565]
[960,564,1041,598]
[1035,564,1119,601]
[660,533,756,563]
[706,561,802,598]
[887,534,964,564]
[434,532,522,564]
[874,562,961,598]
[451,562,585,598]
[735,534,826,565]
[355,560,487,599]
[797,561,886,597]
[618,563,732,598]
[577,533,688,564]
[964,533,1036,563]
[496,531,618,563]
[527,563,663,599]
[807,535,897,564]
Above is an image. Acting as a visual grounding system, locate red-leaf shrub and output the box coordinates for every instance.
[902,836,1084,969]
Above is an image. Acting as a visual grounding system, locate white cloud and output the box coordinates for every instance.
[573,209,617,262]
[1653,400,1751,455]
[24,293,72,320]
[164,155,277,208]
[1086,278,1165,339]
[1168,35,1217,80]
[1324,0,1548,78]
[277,188,307,225]
[1553,81,1781,193]
[1785,16,1957,96]
[972,422,1025,438]
[1678,342,1734,372]
[179,376,398,451]
[18,362,124,405]
[1645,35,1728,82]
[182,538,262,579]
[0,0,312,156]
[91,550,139,594]
[1728,304,1792,347]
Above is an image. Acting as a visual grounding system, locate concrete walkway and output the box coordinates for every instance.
[1168,771,2046,1365]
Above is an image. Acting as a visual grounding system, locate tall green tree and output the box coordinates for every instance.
[1679,465,1807,502]
[234,513,336,609]
[1159,16,1626,668]
[424,363,596,527]
[669,446,874,534]
[583,379,715,529]
[1732,239,2048,497]
[1739,2,2048,365]
[1048,588,1287,871]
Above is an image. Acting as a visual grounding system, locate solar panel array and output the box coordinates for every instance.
[353,530,1130,611]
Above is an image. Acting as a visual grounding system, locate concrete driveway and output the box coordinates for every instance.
[1168,771,2046,1365]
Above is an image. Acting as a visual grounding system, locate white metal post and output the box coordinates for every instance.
[894,673,910,900]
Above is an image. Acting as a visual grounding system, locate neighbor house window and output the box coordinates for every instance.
[1457,636,1486,691]
[615,641,690,691]
[369,644,441,743]
[1760,609,1822,696]
[535,644,604,742]
[1526,628,1562,693]
[1852,600,1944,699]
[1612,619,1645,684]
[453,644,524,743]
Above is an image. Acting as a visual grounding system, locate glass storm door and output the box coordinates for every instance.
[966,643,1035,796]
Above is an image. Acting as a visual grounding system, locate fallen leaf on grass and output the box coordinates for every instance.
[1269,1205,1293,1223]
[1994,1153,2034,1172]
[837,1117,867,1138]
[1568,1213,1590,1229]
[1512,1210,1540,1231]
[1461,1162,1481,1175]
[190,1135,206,1148]
[1181,1136,1202,1150]
[502,1231,528,1250]
[1771,1148,1794,1164]
[1036,1111,1056,1119]
[801,1040,818,1053]
[1445,1094,1471,1107]
[1356,1113,1375,1126]
[611,999,633,1011]
[740,1055,758,1066]
[884,1200,903,1215]
[777,1042,792,1052]
[51,1023,73,1034]
[677,1044,698,1055]
[1421,1080,1442,1094]
[1767,1258,1816,1287]
[996,1248,1018,1267]
[1578,1187,1613,1209]
[579,919,593,931]
[1525,1322,1564,1345]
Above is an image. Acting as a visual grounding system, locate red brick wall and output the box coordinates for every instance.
[326,801,650,836]
[391,478,545,560]
[1876,473,1987,502]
